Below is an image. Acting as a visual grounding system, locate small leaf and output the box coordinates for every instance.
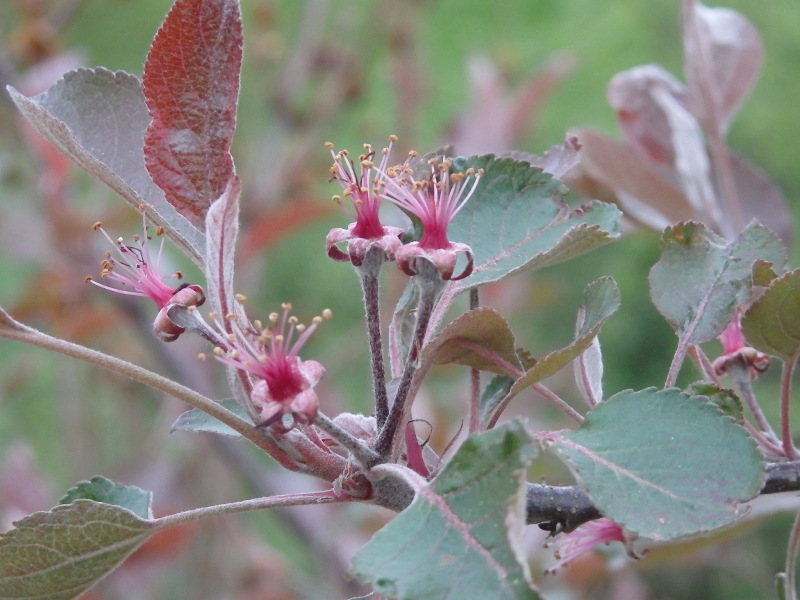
[683,381,743,421]
[205,177,241,318]
[421,307,522,376]
[548,388,764,540]
[7,70,205,266]
[479,375,515,430]
[60,476,153,520]
[742,269,800,362]
[0,498,156,600]
[447,155,621,293]
[352,421,540,599]
[649,221,786,345]
[143,0,242,227]
[389,280,420,373]
[507,277,620,403]
[171,398,249,437]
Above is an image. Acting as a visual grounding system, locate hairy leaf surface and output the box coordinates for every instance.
[8,69,205,265]
[352,422,540,599]
[448,155,621,293]
[548,388,764,540]
[0,480,157,600]
[649,221,785,345]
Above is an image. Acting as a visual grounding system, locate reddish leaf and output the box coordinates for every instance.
[568,128,692,230]
[143,0,243,228]
[729,152,793,247]
[682,0,762,135]
[205,176,241,319]
[607,64,686,166]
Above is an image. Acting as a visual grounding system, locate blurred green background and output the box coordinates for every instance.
[1,1,798,598]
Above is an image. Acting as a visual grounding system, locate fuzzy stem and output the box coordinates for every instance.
[728,359,780,443]
[373,262,440,458]
[665,335,691,388]
[0,309,300,470]
[154,489,356,530]
[532,383,584,423]
[469,288,480,433]
[358,247,390,426]
[785,508,800,600]
[781,353,800,460]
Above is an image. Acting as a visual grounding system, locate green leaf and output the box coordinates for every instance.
[448,155,621,293]
[742,269,800,362]
[351,421,540,599]
[171,398,249,437]
[60,476,153,520]
[509,277,619,395]
[479,375,515,430]
[420,307,522,376]
[0,498,157,600]
[7,69,205,267]
[649,221,785,345]
[548,388,764,540]
[684,381,744,422]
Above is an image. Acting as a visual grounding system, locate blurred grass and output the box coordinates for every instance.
[2,0,799,598]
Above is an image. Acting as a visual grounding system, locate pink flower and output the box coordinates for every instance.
[712,309,769,378]
[213,304,329,430]
[325,137,404,266]
[546,518,626,573]
[86,211,205,341]
[376,154,482,280]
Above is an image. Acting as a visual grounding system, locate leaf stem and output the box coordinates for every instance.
[728,359,780,444]
[665,335,691,388]
[154,489,355,530]
[784,508,800,600]
[358,247,390,427]
[531,383,584,423]
[468,288,480,433]
[781,353,800,460]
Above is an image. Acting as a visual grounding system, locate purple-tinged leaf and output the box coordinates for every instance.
[729,152,793,247]
[568,128,691,230]
[502,134,582,180]
[143,0,242,228]
[447,155,621,293]
[547,388,764,540]
[205,176,241,319]
[607,64,686,166]
[352,421,540,599]
[682,0,763,135]
[649,221,786,346]
[0,480,157,600]
[7,69,205,266]
[421,307,522,377]
[742,269,800,363]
